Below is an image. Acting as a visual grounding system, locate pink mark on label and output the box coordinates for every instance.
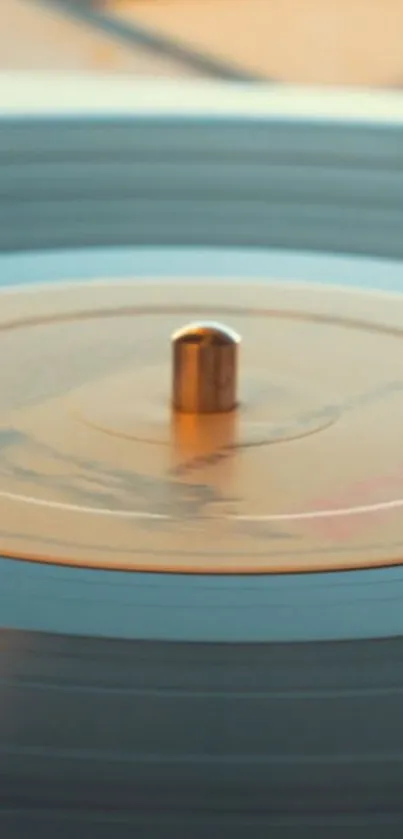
[305,462,403,542]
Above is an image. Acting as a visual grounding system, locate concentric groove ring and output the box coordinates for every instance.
[1,80,402,258]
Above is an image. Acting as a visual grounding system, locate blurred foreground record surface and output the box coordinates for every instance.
[0,77,403,837]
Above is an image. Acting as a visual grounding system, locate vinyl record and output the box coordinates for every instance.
[0,76,403,838]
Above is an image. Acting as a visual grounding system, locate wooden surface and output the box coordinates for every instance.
[108,0,403,86]
[0,0,198,75]
[4,0,403,85]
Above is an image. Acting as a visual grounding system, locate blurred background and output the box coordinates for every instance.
[3,0,403,88]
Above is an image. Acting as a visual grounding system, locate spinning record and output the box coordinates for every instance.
[1,279,403,574]
[0,77,403,838]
